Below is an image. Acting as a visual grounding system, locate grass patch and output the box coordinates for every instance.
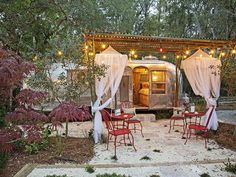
[140,155,151,160]
[224,158,236,174]
[207,147,212,151]
[85,164,95,173]
[153,149,161,153]
[96,173,131,177]
[199,173,211,177]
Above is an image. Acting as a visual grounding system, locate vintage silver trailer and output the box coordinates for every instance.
[72,58,182,110]
[116,58,182,110]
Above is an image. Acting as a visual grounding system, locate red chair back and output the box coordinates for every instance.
[121,101,134,111]
[205,106,215,128]
[101,109,114,131]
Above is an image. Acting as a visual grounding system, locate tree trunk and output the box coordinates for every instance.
[65,118,68,138]
[9,87,13,111]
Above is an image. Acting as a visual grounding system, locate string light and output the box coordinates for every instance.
[183,55,187,59]
[130,50,135,55]
[88,52,94,56]
[163,55,167,59]
[57,50,63,56]
[159,48,163,52]
[221,52,225,57]
[33,56,37,61]
[176,55,180,59]
[232,49,236,54]
[134,54,138,58]
[210,49,214,54]
[185,50,190,55]
[101,44,106,49]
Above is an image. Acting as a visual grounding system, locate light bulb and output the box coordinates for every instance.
[57,50,63,56]
[130,50,135,55]
[102,44,106,49]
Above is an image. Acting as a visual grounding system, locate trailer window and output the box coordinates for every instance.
[151,71,166,94]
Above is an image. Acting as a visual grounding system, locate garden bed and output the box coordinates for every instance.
[209,122,236,151]
[0,137,94,177]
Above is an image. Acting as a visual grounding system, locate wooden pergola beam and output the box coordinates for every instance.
[84,32,236,53]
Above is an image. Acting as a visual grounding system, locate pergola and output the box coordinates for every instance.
[83,32,236,107]
[83,32,236,55]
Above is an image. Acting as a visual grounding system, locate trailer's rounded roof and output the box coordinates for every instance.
[128,59,176,72]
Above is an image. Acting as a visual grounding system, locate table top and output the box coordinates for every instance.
[110,113,134,120]
[184,112,205,117]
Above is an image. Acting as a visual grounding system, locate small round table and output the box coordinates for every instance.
[110,113,134,129]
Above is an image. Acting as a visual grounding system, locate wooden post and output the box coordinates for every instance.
[175,56,180,107]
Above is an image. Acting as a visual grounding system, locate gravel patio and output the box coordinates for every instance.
[23,115,236,177]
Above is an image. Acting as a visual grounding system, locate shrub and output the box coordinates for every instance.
[140,155,151,160]
[45,175,68,177]
[0,152,8,169]
[96,173,131,177]
[49,102,92,137]
[224,158,236,174]
[0,127,22,153]
[85,164,95,173]
[0,107,6,127]
[2,89,49,154]
[199,173,210,177]
[153,149,161,153]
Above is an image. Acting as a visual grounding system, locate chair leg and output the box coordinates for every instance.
[184,129,190,145]
[140,122,144,137]
[189,128,192,139]
[123,134,126,145]
[168,118,172,133]
[129,133,136,151]
[182,119,185,133]
[114,136,117,158]
[173,119,176,129]
[107,133,110,150]
[182,118,187,137]
[204,131,208,148]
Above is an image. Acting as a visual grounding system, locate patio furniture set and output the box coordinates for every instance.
[169,106,215,148]
[101,101,215,158]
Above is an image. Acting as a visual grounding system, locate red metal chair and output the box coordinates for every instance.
[101,109,136,158]
[184,106,215,148]
[168,107,186,136]
[168,115,185,133]
[121,101,144,137]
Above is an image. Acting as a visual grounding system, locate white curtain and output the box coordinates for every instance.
[92,46,128,143]
[181,49,221,130]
